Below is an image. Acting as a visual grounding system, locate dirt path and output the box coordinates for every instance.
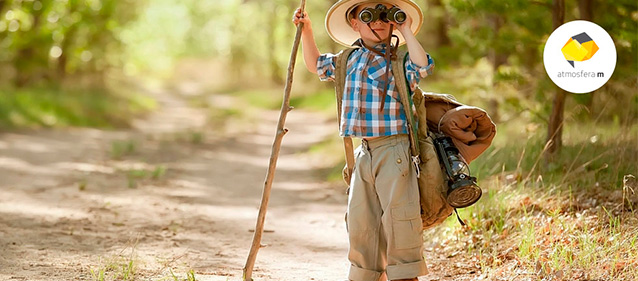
[0,83,353,281]
[0,86,477,280]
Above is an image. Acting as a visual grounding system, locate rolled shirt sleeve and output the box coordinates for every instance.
[316,53,337,82]
[405,53,435,92]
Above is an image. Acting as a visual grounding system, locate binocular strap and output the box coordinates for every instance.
[364,23,399,111]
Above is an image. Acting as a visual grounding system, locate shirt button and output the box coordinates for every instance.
[397,158,402,164]
[361,108,366,113]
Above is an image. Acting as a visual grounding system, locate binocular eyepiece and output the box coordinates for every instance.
[358,4,406,24]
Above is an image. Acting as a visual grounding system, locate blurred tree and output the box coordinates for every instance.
[578,0,592,21]
[1,0,633,121]
[263,1,284,84]
[428,0,450,48]
[0,0,142,87]
[55,0,79,80]
[12,0,53,87]
[443,0,552,122]
[575,0,594,116]
[545,0,566,159]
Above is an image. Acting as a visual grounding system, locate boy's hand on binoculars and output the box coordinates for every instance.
[292,8,311,27]
[396,14,413,35]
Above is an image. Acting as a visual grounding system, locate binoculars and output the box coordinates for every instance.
[358,4,406,24]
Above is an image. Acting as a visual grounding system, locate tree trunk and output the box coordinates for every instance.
[14,1,49,87]
[58,4,79,80]
[545,0,566,159]
[428,0,450,47]
[578,0,593,21]
[57,25,84,82]
[487,14,506,123]
[547,89,566,156]
[579,0,594,116]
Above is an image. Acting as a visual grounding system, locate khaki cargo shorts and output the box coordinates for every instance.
[346,134,428,281]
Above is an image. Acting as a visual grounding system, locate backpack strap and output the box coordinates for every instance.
[391,49,422,178]
[393,54,470,226]
[335,47,359,186]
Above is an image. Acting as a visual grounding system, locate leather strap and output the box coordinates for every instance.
[379,25,395,111]
[335,41,402,185]
[335,48,358,186]
[391,50,421,177]
[358,25,399,112]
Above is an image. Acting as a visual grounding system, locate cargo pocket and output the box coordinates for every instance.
[391,203,423,249]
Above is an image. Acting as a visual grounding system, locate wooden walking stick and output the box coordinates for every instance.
[243,0,306,280]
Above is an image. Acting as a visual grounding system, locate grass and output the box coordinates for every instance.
[424,116,638,280]
[111,139,138,159]
[125,165,168,188]
[210,85,637,279]
[206,87,337,136]
[89,250,199,281]
[170,130,207,144]
[432,180,638,279]
[0,86,156,129]
[89,249,138,281]
[469,117,637,190]
[289,88,337,116]
[234,86,337,113]
[214,87,336,115]
[165,269,198,281]
[230,88,283,110]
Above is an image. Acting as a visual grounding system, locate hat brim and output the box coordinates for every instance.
[325,0,423,47]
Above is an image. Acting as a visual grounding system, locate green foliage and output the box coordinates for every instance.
[470,117,637,189]
[232,89,283,110]
[428,0,637,126]
[0,0,141,85]
[0,86,155,129]
[118,0,192,76]
[289,89,336,115]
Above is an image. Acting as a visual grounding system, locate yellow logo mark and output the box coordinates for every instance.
[561,32,599,67]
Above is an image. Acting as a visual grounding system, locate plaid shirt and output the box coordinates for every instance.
[316,44,434,137]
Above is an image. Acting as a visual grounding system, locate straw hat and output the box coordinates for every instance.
[325,0,423,47]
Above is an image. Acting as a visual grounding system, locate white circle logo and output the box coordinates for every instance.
[543,20,616,94]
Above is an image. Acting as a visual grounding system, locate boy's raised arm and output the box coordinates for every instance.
[397,16,429,68]
[293,9,321,74]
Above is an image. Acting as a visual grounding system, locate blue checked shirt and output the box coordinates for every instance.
[316,44,434,137]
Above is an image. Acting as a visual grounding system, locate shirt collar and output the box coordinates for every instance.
[354,39,388,54]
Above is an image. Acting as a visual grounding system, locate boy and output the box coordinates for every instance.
[293,1,434,280]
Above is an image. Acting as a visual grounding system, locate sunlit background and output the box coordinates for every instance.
[0,0,637,279]
[0,0,635,124]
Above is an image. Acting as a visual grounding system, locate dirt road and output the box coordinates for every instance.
[0,84,354,281]
[0,87,476,280]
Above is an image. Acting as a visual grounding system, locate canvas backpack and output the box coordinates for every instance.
[334,47,458,230]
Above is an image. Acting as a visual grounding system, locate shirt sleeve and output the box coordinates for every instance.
[404,53,435,91]
[316,53,337,82]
